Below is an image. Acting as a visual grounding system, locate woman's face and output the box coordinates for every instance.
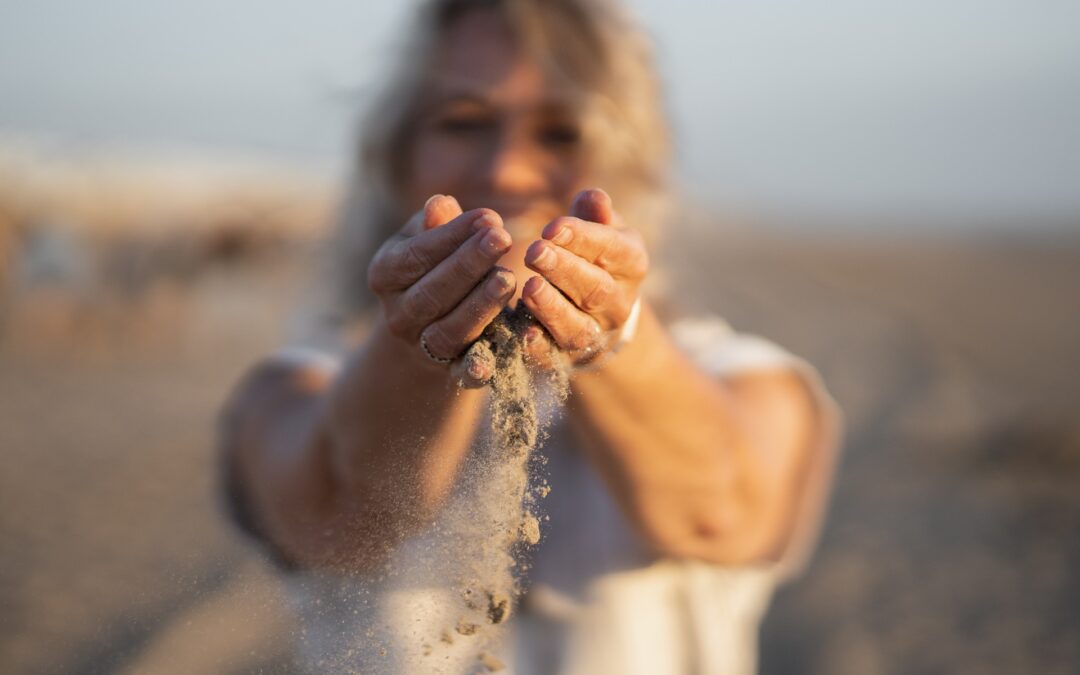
[404,9,589,242]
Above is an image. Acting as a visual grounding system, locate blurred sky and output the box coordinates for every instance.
[1,0,1078,227]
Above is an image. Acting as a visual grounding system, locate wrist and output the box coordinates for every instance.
[570,296,643,374]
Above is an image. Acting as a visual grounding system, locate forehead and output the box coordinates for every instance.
[431,8,580,108]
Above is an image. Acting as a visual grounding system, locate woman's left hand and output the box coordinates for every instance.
[521,188,648,366]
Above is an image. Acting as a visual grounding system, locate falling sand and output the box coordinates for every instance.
[464,307,570,462]
[442,308,570,668]
[309,308,570,673]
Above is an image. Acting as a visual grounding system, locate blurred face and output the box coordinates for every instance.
[404,9,589,242]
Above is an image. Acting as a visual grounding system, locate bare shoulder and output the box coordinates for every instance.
[725,368,821,446]
[217,354,342,569]
[232,353,339,407]
[723,366,840,568]
[219,354,339,452]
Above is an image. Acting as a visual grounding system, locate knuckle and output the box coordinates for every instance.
[366,260,387,293]
[457,291,488,325]
[595,230,620,267]
[399,241,431,280]
[366,245,398,292]
[580,277,615,313]
[385,311,415,340]
[401,283,442,322]
[459,244,493,278]
[472,286,508,323]
[565,327,597,352]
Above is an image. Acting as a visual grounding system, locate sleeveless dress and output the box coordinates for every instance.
[241,316,841,675]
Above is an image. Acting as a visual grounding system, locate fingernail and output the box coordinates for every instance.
[468,361,488,381]
[531,246,555,271]
[472,211,501,231]
[551,227,573,246]
[481,228,512,254]
[424,194,445,209]
[485,271,513,299]
[523,325,542,345]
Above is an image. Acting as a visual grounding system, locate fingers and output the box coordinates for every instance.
[523,187,646,343]
[369,207,503,293]
[399,194,464,236]
[569,188,615,225]
[421,268,516,361]
[389,226,513,338]
[423,194,464,230]
[548,188,644,278]
[521,324,562,370]
[540,216,648,279]
[451,357,494,389]
[525,240,628,329]
[520,276,603,353]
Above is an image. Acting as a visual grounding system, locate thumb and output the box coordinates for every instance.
[423,194,463,230]
[401,194,463,236]
[569,188,614,225]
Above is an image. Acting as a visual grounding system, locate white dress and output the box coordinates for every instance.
[264,316,842,675]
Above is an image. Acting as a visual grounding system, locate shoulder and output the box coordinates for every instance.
[223,347,342,428]
[667,314,839,425]
[669,314,843,578]
[668,315,803,376]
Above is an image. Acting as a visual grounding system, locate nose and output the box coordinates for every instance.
[480,129,547,199]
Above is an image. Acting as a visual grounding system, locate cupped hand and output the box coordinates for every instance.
[520,188,648,367]
[367,195,516,381]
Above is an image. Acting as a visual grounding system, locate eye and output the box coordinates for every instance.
[434,114,495,136]
[538,123,581,148]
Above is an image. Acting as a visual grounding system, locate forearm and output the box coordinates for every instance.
[225,195,519,570]
[567,305,810,564]
[323,318,485,521]
[223,321,485,570]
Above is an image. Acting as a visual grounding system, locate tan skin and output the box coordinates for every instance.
[223,9,826,571]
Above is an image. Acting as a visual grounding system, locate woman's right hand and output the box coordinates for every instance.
[367,195,516,381]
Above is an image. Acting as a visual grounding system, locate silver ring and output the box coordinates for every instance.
[419,331,454,365]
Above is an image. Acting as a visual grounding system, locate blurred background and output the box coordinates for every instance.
[1,1,1078,673]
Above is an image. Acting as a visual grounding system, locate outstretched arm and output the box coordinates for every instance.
[568,309,830,565]
[220,196,517,571]
[521,188,836,565]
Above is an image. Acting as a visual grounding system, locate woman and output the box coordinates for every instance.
[221,0,841,672]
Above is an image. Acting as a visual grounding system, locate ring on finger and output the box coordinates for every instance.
[419,330,455,365]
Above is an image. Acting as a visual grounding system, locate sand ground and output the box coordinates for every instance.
[1,228,1078,674]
